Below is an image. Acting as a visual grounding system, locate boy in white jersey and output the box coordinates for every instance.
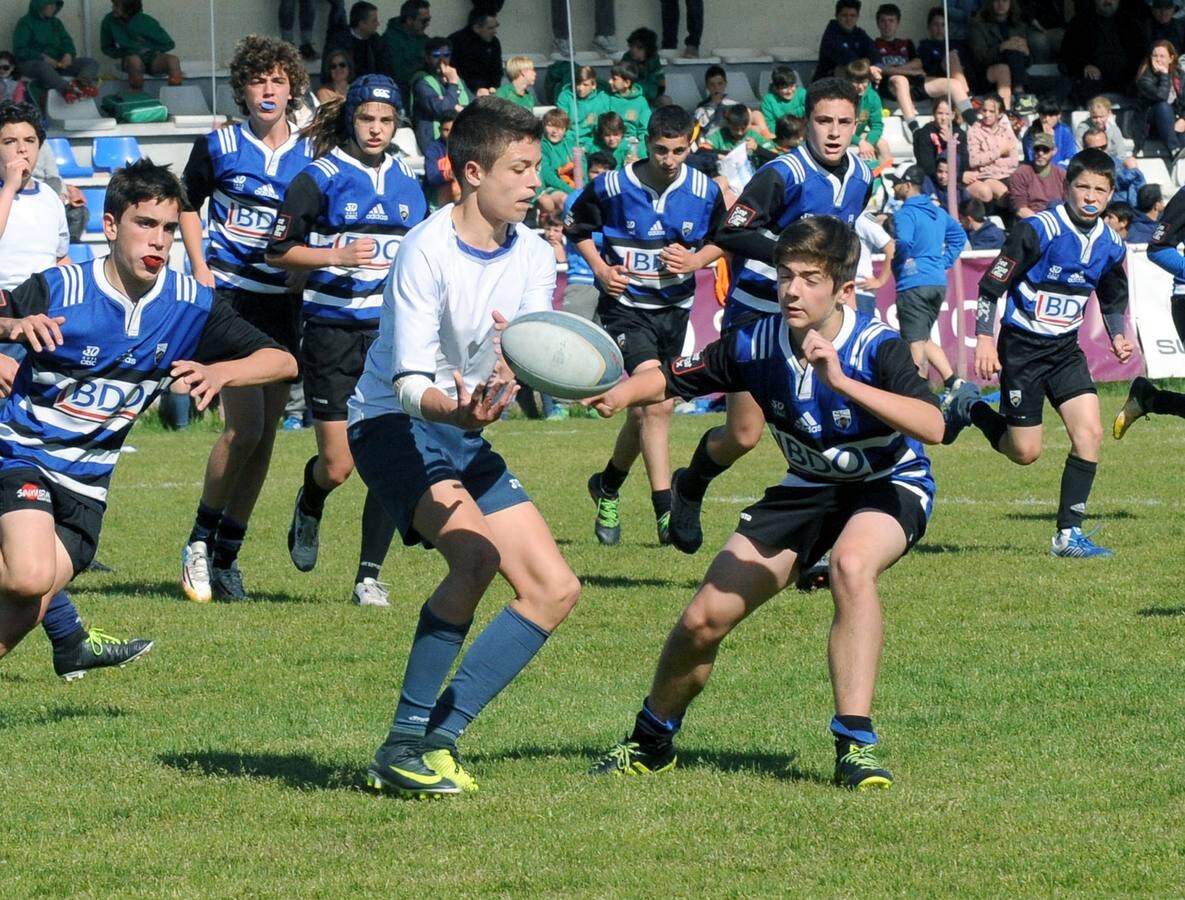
[348,97,581,797]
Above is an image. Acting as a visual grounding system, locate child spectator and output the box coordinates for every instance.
[560,150,615,323]
[583,110,634,169]
[538,107,577,217]
[316,48,354,103]
[760,66,804,138]
[965,94,1019,204]
[1103,200,1133,240]
[13,1,100,103]
[555,65,611,138]
[1008,131,1066,218]
[846,60,890,164]
[773,113,804,153]
[913,98,968,180]
[959,198,1007,249]
[607,60,650,140]
[410,37,471,154]
[813,0,882,82]
[930,156,970,208]
[916,8,977,125]
[100,0,183,92]
[693,65,739,133]
[0,53,28,105]
[878,3,973,133]
[1022,97,1074,166]
[1073,97,1128,158]
[701,103,773,164]
[424,109,459,209]
[1128,184,1165,244]
[625,28,666,106]
[494,55,536,110]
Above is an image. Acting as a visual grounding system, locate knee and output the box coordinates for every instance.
[125,54,144,72]
[829,548,876,598]
[541,571,582,622]
[1010,445,1041,466]
[729,420,764,452]
[0,565,55,604]
[223,421,264,454]
[320,456,354,488]
[677,604,728,650]
[1071,424,1103,457]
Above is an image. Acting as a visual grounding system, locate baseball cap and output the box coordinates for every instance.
[1031,132,1055,150]
[885,164,926,186]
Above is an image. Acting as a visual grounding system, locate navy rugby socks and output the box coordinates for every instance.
[1057,455,1096,531]
[211,517,247,569]
[389,603,472,739]
[188,501,223,546]
[969,400,1008,450]
[299,455,330,516]
[354,491,395,585]
[598,460,629,497]
[630,697,682,749]
[831,714,878,751]
[41,592,85,649]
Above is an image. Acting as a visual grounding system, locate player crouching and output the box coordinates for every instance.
[586,216,943,790]
[0,160,296,666]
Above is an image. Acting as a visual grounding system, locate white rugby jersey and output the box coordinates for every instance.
[348,205,556,424]
[0,178,68,290]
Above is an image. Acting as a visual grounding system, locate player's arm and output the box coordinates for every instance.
[1096,259,1134,362]
[265,173,374,270]
[0,275,64,351]
[973,220,1041,377]
[712,163,789,263]
[1147,191,1185,277]
[565,183,629,296]
[180,137,217,288]
[661,192,728,273]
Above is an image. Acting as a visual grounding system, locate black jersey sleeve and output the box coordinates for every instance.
[975,220,1042,336]
[1149,189,1185,253]
[0,273,51,319]
[563,183,604,244]
[712,164,788,264]
[267,172,323,254]
[1096,260,1130,337]
[192,293,283,364]
[181,136,215,213]
[704,189,728,243]
[662,332,745,398]
[872,336,941,406]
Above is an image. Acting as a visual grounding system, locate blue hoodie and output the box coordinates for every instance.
[891,193,967,291]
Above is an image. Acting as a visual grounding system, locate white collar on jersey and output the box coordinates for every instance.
[623,160,689,213]
[329,145,394,193]
[93,256,167,337]
[239,120,302,176]
[779,304,857,399]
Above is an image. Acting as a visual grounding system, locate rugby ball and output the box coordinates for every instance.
[500,310,625,400]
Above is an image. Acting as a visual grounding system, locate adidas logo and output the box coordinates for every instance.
[647,221,665,237]
[365,204,389,221]
[794,411,821,434]
[1066,272,1086,285]
[253,183,280,200]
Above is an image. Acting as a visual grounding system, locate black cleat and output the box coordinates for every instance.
[834,741,893,790]
[53,629,153,682]
[667,468,703,554]
[795,552,831,591]
[589,739,677,775]
[366,738,462,798]
[588,473,622,545]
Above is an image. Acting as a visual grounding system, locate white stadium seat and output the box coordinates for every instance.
[665,71,702,111]
[723,70,759,106]
[713,48,773,64]
[45,93,115,132]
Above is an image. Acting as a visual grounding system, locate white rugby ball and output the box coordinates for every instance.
[500,310,625,400]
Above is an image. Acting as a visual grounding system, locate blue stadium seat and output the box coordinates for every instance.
[67,244,95,264]
[80,187,106,233]
[91,136,143,173]
[47,137,93,178]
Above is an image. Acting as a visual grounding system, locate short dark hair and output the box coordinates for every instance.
[1137,183,1164,212]
[0,101,45,147]
[770,65,798,90]
[704,64,726,83]
[774,113,804,146]
[107,158,184,221]
[876,3,902,18]
[1104,200,1134,225]
[610,61,639,84]
[467,8,496,27]
[447,96,542,175]
[627,27,658,57]
[1081,124,1108,146]
[927,5,944,24]
[982,93,1005,112]
[400,0,429,22]
[647,104,694,140]
[959,198,986,222]
[774,215,860,286]
[349,1,377,28]
[425,36,450,57]
[723,103,750,129]
[1066,147,1116,188]
[1036,96,1061,117]
[805,76,858,117]
[587,150,616,172]
[836,0,862,14]
[596,111,626,137]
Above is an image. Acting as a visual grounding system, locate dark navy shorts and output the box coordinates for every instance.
[348,413,530,548]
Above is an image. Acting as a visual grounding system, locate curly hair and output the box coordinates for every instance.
[0,101,45,146]
[228,34,309,118]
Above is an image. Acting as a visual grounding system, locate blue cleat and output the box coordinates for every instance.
[1050,526,1114,558]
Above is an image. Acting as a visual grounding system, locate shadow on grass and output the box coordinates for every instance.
[0,704,124,731]
[88,581,319,605]
[1137,606,1185,617]
[579,574,701,590]
[158,750,362,791]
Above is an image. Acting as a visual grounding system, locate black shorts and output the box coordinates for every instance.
[896,285,946,342]
[0,468,102,578]
[217,288,302,359]
[735,478,929,570]
[301,319,377,421]
[597,298,690,373]
[997,326,1096,427]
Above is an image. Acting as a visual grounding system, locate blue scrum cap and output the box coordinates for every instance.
[345,74,402,119]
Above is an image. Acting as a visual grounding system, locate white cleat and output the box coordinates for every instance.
[181,540,212,603]
[352,578,391,608]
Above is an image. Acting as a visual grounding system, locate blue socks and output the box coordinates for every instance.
[831,714,877,747]
[424,605,550,747]
[390,603,472,738]
[42,591,85,649]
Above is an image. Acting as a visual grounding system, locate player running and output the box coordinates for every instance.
[349,97,580,797]
[267,75,426,609]
[666,77,872,554]
[566,104,725,546]
[943,148,1134,557]
[0,160,296,668]
[587,216,943,790]
[180,35,312,602]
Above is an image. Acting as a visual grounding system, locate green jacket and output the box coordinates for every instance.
[13,0,76,63]
[625,53,665,104]
[100,11,174,60]
[382,20,427,94]
[760,90,805,130]
[539,132,576,194]
[495,81,536,110]
[555,84,611,140]
[854,86,884,145]
[581,134,632,169]
[704,127,773,158]
[608,85,650,140]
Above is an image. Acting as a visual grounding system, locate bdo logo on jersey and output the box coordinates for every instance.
[333,233,403,270]
[53,377,155,424]
[16,482,50,503]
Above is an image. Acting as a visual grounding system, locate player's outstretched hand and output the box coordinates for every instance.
[597,264,630,297]
[489,310,518,384]
[802,328,846,388]
[1,314,65,352]
[974,335,1001,381]
[333,238,377,267]
[170,360,227,412]
[1111,334,1134,364]
[451,370,518,429]
[0,353,17,398]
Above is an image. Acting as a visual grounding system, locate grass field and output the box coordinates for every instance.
[2,383,1184,896]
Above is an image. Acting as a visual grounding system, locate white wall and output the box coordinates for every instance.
[2,0,939,75]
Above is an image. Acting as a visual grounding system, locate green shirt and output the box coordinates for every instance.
[555,85,611,140]
[13,1,76,63]
[854,86,884,145]
[760,90,805,130]
[382,21,427,94]
[705,127,774,165]
[582,134,632,169]
[626,54,665,104]
[539,132,577,195]
[608,85,650,141]
[495,82,536,110]
[100,11,174,61]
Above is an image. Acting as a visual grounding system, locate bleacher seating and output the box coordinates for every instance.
[159,84,212,120]
[47,137,93,178]
[723,70,759,107]
[80,188,106,233]
[768,47,815,63]
[91,136,144,173]
[880,116,914,163]
[67,244,95,264]
[714,49,773,65]
[665,72,702,112]
[45,92,115,132]
[1136,157,1172,192]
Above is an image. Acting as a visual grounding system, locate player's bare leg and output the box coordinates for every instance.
[0,515,74,658]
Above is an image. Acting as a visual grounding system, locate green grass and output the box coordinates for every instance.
[3,383,1184,896]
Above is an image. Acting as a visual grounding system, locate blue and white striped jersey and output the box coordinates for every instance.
[269,147,427,326]
[664,305,936,502]
[564,163,725,309]
[0,261,278,505]
[182,123,314,294]
[716,146,873,314]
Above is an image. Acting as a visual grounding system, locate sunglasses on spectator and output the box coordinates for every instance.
[0,65,13,73]
[431,50,451,58]
[330,62,348,69]
[1033,146,1053,153]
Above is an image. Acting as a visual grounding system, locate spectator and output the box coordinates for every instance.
[693,64,739,132]
[424,109,458,209]
[853,211,894,316]
[965,93,1019,203]
[33,138,86,241]
[552,0,616,56]
[583,110,633,168]
[660,0,703,58]
[1009,131,1067,217]
[13,1,100,103]
[760,66,804,139]
[316,48,354,103]
[814,0,882,83]
[1020,0,1067,62]
[846,60,890,164]
[772,113,805,152]
[625,28,665,106]
[607,60,650,140]
[1136,40,1185,155]
[0,52,29,105]
[537,107,576,217]
[1062,0,1145,103]
[382,0,431,100]
[969,0,1037,113]
[410,37,470,153]
[1128,183,1165,242]
[447,8,502,95]
[495,55,536,109]
[1143,0,1185,52]
[917,7,978,124]
[960,197,1007,248]
[555,65,610,138]
[930,155,971,207]
[1022,96,1075,165]
[325,2,395,79]
[880,4,974,132]
[1074,96,1129,158]
[279,0,320,61]
[701,103,773,163]
[913,97,969,180]
[1081,124,1146,205]
[1104,199,1134,238]
[100,0,183,92]
[0,103,69,290]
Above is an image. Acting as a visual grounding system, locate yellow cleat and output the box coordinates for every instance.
[1113,377,1153,440]
[423,747,479,793]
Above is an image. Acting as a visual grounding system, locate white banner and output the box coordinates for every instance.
[1127,246,1185,379]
